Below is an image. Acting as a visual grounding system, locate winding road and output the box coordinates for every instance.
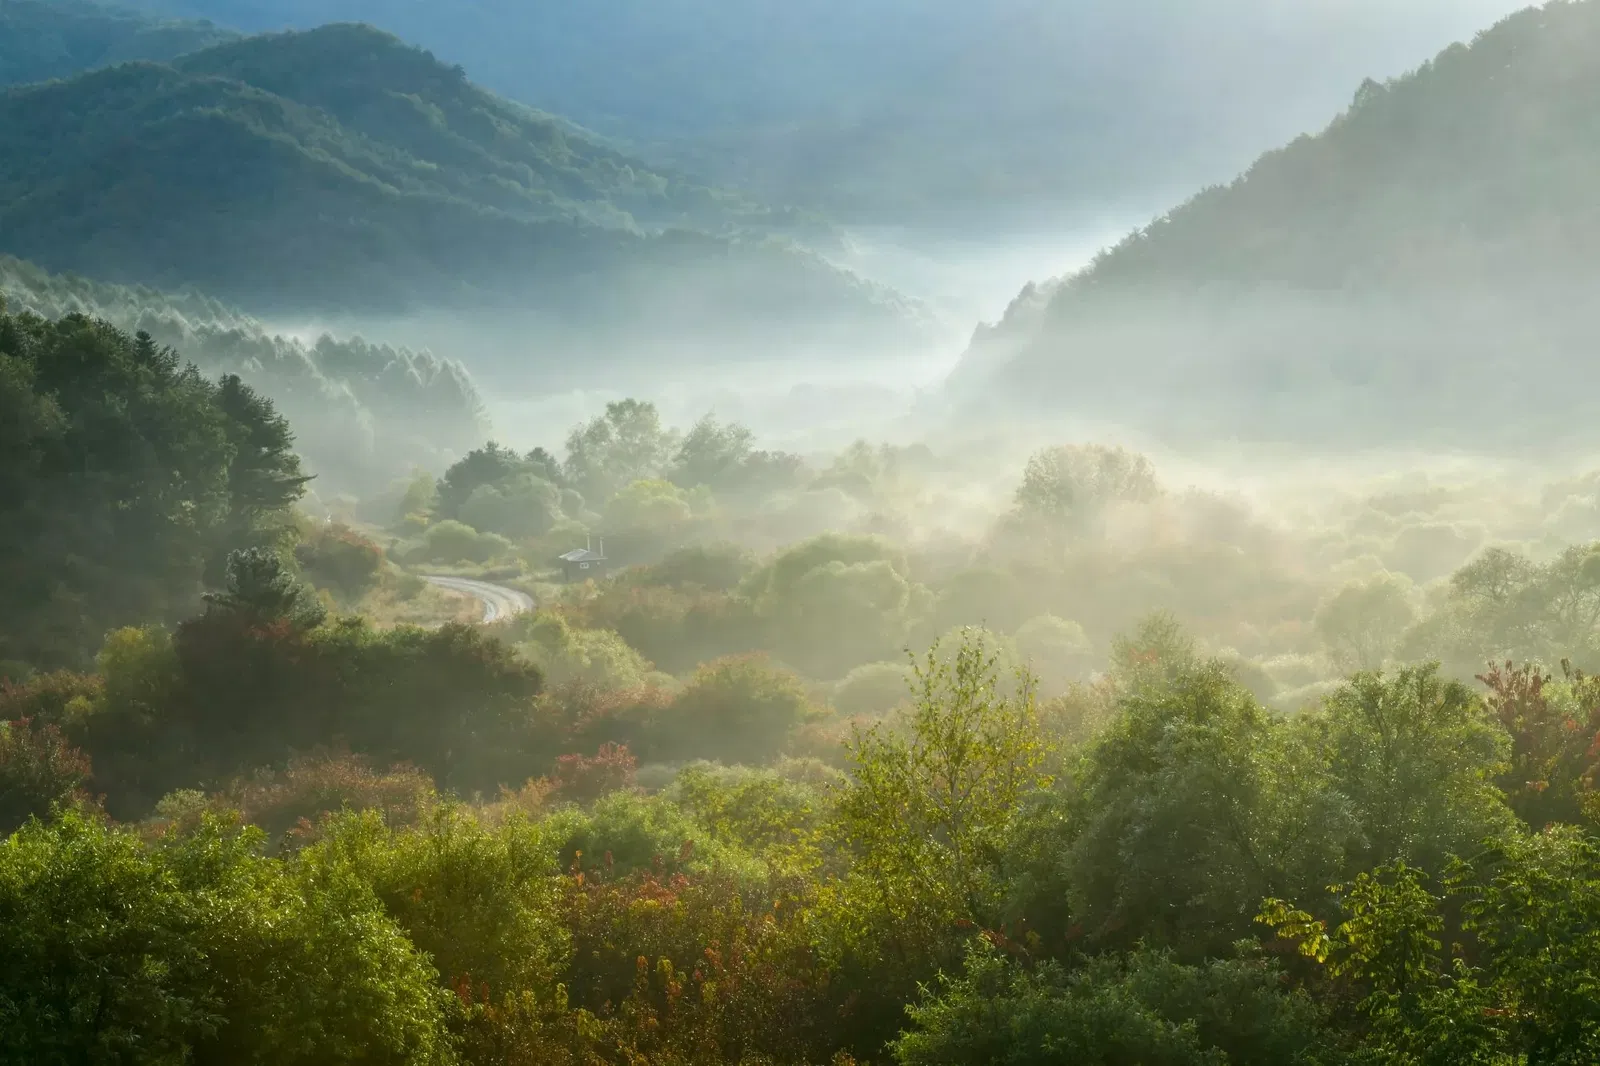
[422,575,535,624]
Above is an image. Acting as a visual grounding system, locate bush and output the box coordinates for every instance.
[458,474,563,540]
[547,742,639,806]
[831,661,915,717]
[1015,614,1096,690]
[0,812,455,1064]
[511,612,656,691]
[663,655,814,764]
[295,522,385,600]
[0,717,93,834]
[309,809,568,1004]
[419,520,513,564]
[549,791,758,882]
[895,943,1328,1066]
[635,543,754,592]
[216,752,439,851]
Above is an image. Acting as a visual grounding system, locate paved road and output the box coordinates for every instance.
[422,575,535,624]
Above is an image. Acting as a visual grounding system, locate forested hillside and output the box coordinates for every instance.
[119,0,1523,221]
[10,375,1600,1060]
[0,0,233,87]
[953,0,1600,450]
[0,22,921,346]
[0,307,308,668]
[0,255,486,493]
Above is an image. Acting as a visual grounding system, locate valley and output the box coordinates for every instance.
[7,2,1600,1064]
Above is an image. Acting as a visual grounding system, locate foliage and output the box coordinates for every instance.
[660,655,813,765]
[895,941,1330,1066]
[745,534,918,679]
[1315,665,1514,874]
[0,811,455,1065]
[295,523,385,602]
[1315,576,1416,672]
[0,24,920,349]
[207,753,439,852]
[823,628,1052,1027]
[1262,827,1600,1065]
[1006,444,1161,541]
[68,612,543,816]
[419,521,515,565]
[547,743,639,806]
[0,717,93,835]
[510,612,655,692]
[0,256,485,496]
[830,661,915,718]
[308,808,569,1006]
[205,548,327,630]
[1477,659,1600,829]
[667,762,830,862]
[1068,659,1347,956]
[0,310,308,668]
[1403,544,1600,675]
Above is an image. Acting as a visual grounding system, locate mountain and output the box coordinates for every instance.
[0,0,234,87]
[0,22,926,362]
[946,1,1600,453]
[117,0,1527,224]
[0,253,486,494]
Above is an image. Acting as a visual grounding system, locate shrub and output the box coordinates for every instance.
[663,655,814,764]
[0,717,93,834]
[420,520,513,564]
[310,809,568,1004]
[547,742,639,806]
[295,522,385,600]
[831,661,915,718]
[0,812,455,1064]
[895,943,1327,1066]
[219,752,439,851]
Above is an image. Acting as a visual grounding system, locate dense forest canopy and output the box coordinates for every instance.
[7,297,1600,1061]
[11,1,1600,1062]
[952,0,1600,452]
[0,19,926,355]
[0,305,308,669]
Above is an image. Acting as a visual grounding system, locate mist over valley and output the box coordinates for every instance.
[9,3,1600,1064]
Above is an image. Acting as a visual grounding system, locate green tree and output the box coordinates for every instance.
[829,630,1051,954]
[1315,575,1416,672]
[0,311,306,667]
[895,941,1329,1066]
[1007,444,1159,541]
[204,548,326,630]
[206,373,312,581]
[435,441,530,522]
[1314,665,1514,874]
[1069,660,1349,955]
[662,655,812,764]
[1262,828,1600,1065]
[563,400,676,505]
[0,811,456,1065]
[669,414,755,490]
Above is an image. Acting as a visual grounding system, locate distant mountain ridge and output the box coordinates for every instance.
[0,19,926,356]
[0,0,234,86]
[948,0,1600,452]
[114,0,1528,223]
